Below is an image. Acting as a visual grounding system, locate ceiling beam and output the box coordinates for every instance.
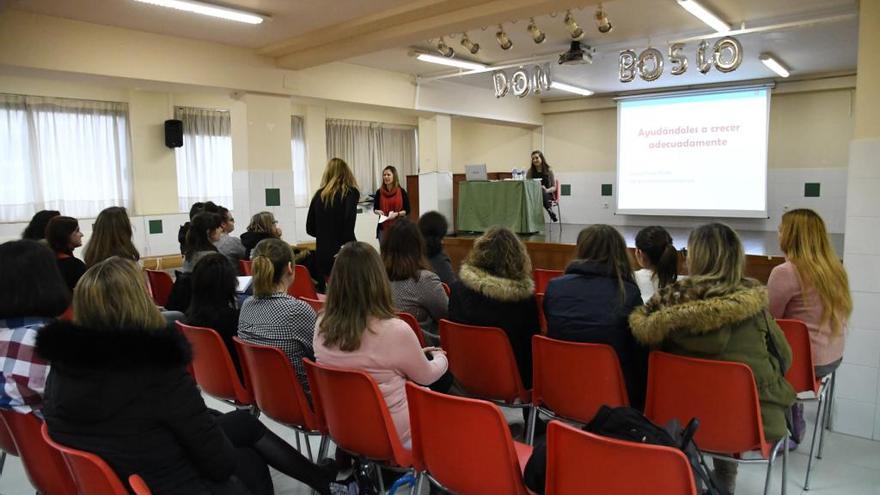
[260,0,601,70]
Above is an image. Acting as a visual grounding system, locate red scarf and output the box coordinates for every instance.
[379,186,403,231]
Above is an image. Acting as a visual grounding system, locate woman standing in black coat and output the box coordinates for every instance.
[543,225,646,409]
[306,157,359,286]
[36,257,339,495]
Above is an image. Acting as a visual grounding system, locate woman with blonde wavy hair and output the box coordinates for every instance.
[37,256,341,495]
[241,211,282,260]
[314,241,449,448]
[306,157,360,287]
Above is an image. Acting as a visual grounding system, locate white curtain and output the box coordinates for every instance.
[326,118,417,196]
[174,106,233,211]
[291,115,309,207]
[0,93,132,222]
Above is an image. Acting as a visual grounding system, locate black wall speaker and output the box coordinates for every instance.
[164,119,183,148]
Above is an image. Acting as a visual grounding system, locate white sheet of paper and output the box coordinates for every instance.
[236,276,253,293]
[378,214,390,224]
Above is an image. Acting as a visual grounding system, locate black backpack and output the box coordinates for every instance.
[523,406,729,495]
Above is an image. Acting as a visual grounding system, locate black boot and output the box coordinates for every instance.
[547,208,558,222]
[253,430,335,495]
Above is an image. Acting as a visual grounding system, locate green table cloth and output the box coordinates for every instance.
[457,180,545,234]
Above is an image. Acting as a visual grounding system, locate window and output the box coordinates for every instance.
[325,119,417,196]
[291,115,309,207]
[174,106,233,211]
[0,93,132,222]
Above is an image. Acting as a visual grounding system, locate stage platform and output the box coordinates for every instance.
[443,224,845,285]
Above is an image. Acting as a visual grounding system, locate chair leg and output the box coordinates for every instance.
[782,432,788,495]
[305,433,314,462]
[805,394,825,490]
[763,440,783,495]
[295,431,302,453]
[525,406,538,445]
[414,471,426,495]
[0,451,5,477]
[824,372,836,430]
[317,435,330,462]
[376,465,386,494]
[817,387,832,460]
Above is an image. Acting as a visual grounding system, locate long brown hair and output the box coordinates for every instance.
[74,257,166,330]
[381,219,430,281]
[635,226,678,288]
[319,158,359,205]
[687,223,747,297]
[250,238,293,298]
[382,165,400,191]
[464,227,532,281]
[83,207,140,267]
[319,242,395,351]
[573,225,634,300]
[779,209,851,335]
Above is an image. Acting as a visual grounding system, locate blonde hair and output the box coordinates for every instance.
[779,209,851,335]
[686,223,747,297]
[319,242,395,352]
[251,238,293,298]
[74,257,165,330]
[247,212,278,235]
[319,158,359,205]
[464,227,532,281]
[83,207,140,267]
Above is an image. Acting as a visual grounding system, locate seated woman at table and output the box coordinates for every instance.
[526,150,557,222]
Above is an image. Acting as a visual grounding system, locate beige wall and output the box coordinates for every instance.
[451,119,535,173]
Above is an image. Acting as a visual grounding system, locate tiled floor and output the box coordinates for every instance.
[3,397,879,495]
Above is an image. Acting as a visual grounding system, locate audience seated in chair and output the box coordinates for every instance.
[418,211,457,286]
[82,207,139,267]
[45,216,87,292]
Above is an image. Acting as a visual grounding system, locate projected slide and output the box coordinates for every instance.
[616,88,770,218]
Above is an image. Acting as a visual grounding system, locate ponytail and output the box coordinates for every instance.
[252,255,276,297]
[250,238,294,298]
[656,243,679,288]
[635,226,678,289]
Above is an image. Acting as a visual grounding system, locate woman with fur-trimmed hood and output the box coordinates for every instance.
[629,223,795,494]
[448,227,540,387]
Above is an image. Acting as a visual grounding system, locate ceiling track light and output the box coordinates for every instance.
[550,81,594,96]
[415,53,486,71]
[564,10,585,40]
[676,0,731,33]
[496,24,513,50]
[132,0,266,24]
[759,53,790,78]
[460,33,480,55]
[527,18,546,44]
[595,4,613,33]
[435,37,454,57]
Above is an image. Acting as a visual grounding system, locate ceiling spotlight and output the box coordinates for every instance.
[564,10,585,40]
[527,18,546,44]
[460,33,480,55]
[496,25,513,50]
[759,53,790,78]
[595,4,613,33]
[435,37,454,58]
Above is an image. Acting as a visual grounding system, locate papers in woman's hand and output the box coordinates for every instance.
[378,214,391,224]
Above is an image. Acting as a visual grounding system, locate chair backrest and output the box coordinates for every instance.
[289,265,320,300]
[441,282,451,296]
[545,421,696,495]
[128,474,153,495]
[0,411,75,495]
[233,337,321,431]
[0,416,18,456]
[532,336,629,423]
[298,296,324,313]
[439,319,529,403]
[406,382,531,495]
[175,321,253,405]
[644,351,771,457]
[40,422,130,495]
[303,359,410,466]
[145,270,173,307]
[533,268,564,294]
[776,319,819,394]
[397,312,427,347]
[535,293,547,334]
[239,259,253,275]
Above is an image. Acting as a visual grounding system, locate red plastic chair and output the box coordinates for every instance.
[239,259,253,275]
[441,282,451,297]
[41,422,151,494]
[0,411,76,495]
[145,270,173,307]
[545,420,696,495]
[533,269,564,294]
[644,352,788,494]
[303,359,411,492]
[175,322,255,410]
[289,265,326,301]
[128,474,153,494]
[535,293,547,335]
[397,312,427,347]
[439,319,533,437]
[233,337,328,461]
[0,416,18,478]
[529,336,629,443]
[777,318,830,490]
[299,296,325,313]
[548,178,562,223]
[406,382,533,495]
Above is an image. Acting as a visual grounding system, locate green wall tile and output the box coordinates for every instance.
[804,183,821,197]
[601,184,613,196]
[561,184,571,196]
[265,188,281,206]
[148,219,163,234]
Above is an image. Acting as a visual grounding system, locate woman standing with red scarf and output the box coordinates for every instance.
[372,165,411,239]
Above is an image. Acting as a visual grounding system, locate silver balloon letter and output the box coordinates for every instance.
[696,40,712,74]
[668,43,688,76]
[619,50,637,83]
[713,36,743,73]
[493,72,509,98]
[511,70,529,97]
[638,48,664,82]
[532,64,551,93]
